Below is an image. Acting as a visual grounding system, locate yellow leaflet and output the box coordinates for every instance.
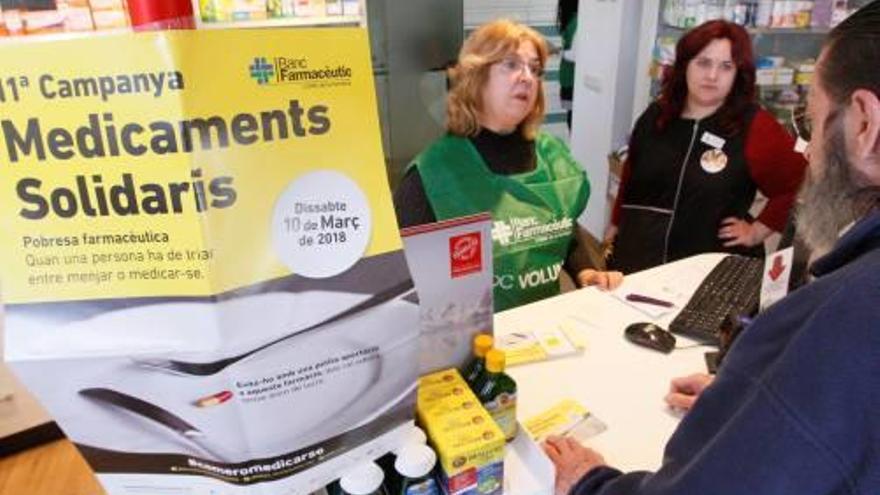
[523,398,590,442]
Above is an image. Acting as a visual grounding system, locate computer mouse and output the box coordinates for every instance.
[624,322,676,354]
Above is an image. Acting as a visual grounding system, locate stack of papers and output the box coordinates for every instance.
[496,319,587,366]
[611,282,690,319]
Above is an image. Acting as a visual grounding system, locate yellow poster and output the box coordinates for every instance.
[0,28,400,303]
[0,29,417,495]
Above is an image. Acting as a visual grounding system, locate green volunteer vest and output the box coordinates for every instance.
[412,132,589,312]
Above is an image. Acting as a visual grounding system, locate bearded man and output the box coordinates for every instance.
[544,2,880,494]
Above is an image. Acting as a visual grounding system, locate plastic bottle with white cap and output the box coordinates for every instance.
[394,444,439,495]
[396,424,427,453]
[379,424,429,494]
[339,461,387,495]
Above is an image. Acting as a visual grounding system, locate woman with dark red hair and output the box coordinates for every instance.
[605,20,807,274]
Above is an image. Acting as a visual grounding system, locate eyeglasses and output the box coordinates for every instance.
[790,103,811,154]
[496,55,544,78]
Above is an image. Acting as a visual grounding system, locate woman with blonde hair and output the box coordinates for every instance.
[394,19,622,312]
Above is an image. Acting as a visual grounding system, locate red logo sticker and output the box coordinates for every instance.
[449,232,482,278]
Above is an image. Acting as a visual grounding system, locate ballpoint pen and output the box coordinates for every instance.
[625,293,674,308]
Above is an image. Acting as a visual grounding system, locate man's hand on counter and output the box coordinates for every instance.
[542,435,606,495]
[665,373,715,412]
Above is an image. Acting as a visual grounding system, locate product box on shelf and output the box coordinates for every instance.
[757,67,798,86]
[200,0,267,22]
[293,0,324,17]
[89,0,128,29]
[88,0,124,8]
[91,8,127,29]
[775,67,795,85]
[341,0,358,15]
[795,62,815,85]
[417,369,505,495]
[58,0,93,31]
[21,8,65,35]
[62,8,93,31]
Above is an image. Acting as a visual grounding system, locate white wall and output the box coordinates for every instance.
[463,0,656,236]
[570,0,646,237]
[634,1,662,125]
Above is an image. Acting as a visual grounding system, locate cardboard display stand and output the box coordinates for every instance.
[0,28,417,494]
[401,213,494,375]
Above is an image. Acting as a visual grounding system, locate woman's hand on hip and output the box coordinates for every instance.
[718,217,771,248]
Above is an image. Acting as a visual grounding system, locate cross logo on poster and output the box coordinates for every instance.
[449,232,482,278]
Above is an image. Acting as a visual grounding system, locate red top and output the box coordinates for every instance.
[612,108,807,232]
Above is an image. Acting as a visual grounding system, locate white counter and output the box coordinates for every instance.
[496,253,727,476]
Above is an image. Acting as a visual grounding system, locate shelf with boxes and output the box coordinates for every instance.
[196,13,359,29]
[660,0,859,31]
[661,23,832,34]
[648,0,876,129]
[192,0,364,29]
[747,25,830,33]
[0,0,129,38]
[0,0,366,42]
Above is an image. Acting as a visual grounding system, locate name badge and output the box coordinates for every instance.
[701,131,726,149]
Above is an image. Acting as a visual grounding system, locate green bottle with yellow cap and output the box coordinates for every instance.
[475,349,517,441]
[462,333,494,388]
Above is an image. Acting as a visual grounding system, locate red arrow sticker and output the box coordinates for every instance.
[768,255,786,281]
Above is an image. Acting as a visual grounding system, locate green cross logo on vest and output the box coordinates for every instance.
[492,216,574,247]
[412,132,590,311]
[491,215,573,308]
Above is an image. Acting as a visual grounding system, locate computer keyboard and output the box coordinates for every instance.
[669,255,763,344]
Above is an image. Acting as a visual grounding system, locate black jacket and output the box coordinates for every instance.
[611,104,761,274]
